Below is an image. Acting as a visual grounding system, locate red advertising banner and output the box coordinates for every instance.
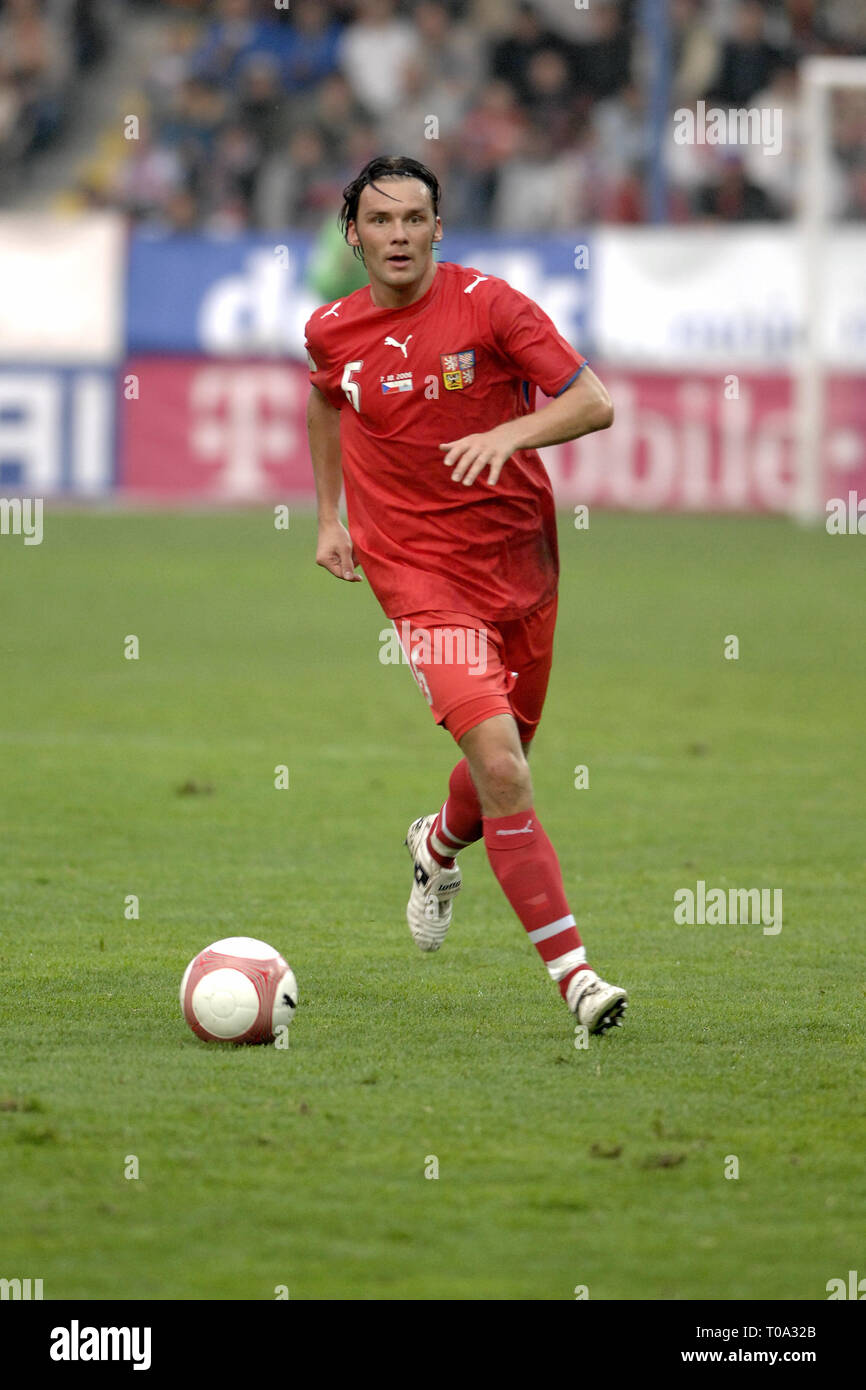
[120,358,866,512]
[121,358,312,500]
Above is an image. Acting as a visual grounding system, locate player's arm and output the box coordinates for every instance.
[440,366,613,488]
[307,384,362,583]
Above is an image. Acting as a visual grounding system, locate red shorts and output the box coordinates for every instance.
[391,594,558,745]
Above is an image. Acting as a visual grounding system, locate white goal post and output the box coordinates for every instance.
[796,56,866,521]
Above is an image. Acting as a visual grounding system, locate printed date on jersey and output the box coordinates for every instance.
[440,350,476,390]
[381,373,414,394]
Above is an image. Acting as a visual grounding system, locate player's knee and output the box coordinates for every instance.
[477,747,531,805]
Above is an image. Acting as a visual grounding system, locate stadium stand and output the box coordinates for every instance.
[2,0,865,227]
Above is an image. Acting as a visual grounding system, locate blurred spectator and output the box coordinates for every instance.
[696,154,783,220]
[779,0,838,59]
[303,72,369,159]
[190,0,287,87]
[156,186,201,235]
[833,88,866,164]
[237,55,290,153]
[338,0,419,118]
[741,60,802,215]
[523,47,582,150]
[823,0,866,50]
[414,1,485,93]
[711,2,784,107]
[201,120,260,217]
[831,88,866,221]
[452,78,527,224]
[339,118,382,184]
[491,2,568,105]
[255,125,342,231]
[377,58,459,161]
[468,0,522,36]
[378,2,483,160]
[106,119,184,223]
[146,21,202,115]
[283,0,341,93]
[665,97,729,206]
[0,0,70,152]
[71,0,111,71]
[204,192,251,234]
[492,121,595,229]
[156,77,228,193]
[571,3,632,101]
[670,0,721,105]
[598,165,646,223]
[0,78,27,183]
[529,0,605,43]
[593,81,650,188]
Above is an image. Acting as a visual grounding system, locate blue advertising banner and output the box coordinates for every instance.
[0,365,117,495]
[125,232,594,362]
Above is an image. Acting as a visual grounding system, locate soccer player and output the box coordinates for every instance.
[305,155,628,1035]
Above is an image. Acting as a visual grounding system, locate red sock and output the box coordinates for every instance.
[483,807,591,1000]
[426,758,482,867]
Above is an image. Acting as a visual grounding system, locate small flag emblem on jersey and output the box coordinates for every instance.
[440,349,476,389]
[381,376,413,394]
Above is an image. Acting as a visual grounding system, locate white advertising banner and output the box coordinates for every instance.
[0,213,125,364]
[595,227,866,370]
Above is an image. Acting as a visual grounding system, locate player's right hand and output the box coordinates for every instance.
[316,519,362,582]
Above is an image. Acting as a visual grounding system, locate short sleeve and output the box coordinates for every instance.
[303,315,343,410]
[487,280,587,399]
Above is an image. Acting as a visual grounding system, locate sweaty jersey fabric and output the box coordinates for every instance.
[304,260,587,620]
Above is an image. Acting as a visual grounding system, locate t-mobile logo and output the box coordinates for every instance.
[189,365,298,498]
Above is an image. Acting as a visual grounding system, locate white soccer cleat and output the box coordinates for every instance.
[405,814,462,952]
[567,970,628,1035]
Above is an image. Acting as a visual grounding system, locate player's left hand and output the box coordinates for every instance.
[439,424,522,487]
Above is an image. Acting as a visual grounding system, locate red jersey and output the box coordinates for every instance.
[304,260,587,620]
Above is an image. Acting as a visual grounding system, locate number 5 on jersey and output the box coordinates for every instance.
[341,361,364,412]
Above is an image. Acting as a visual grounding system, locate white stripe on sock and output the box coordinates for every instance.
[528,914,576,945]
[430,830,458,860]
[440,804,473,847]
[546,947,587,982]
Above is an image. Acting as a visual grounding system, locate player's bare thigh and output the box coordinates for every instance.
[459,712,533,818]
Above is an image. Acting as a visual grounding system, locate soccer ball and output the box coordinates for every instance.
[180,936,297,1044]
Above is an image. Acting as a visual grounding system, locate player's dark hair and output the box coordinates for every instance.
[339,156,441,261]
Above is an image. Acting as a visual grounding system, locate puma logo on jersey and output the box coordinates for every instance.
[464,275,489,295]
[495,819,534,836]
[321,301,342,319]
[384,334,413,357]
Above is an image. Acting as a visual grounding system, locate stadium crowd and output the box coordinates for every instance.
[0,0,109,197]
[4,0,866,226]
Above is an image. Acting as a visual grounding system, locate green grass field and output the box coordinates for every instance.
[0,508,863,1301]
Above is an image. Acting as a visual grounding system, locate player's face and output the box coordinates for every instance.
[348,178,442,299]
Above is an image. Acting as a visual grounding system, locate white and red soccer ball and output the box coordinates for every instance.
[180,937,297,1044]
